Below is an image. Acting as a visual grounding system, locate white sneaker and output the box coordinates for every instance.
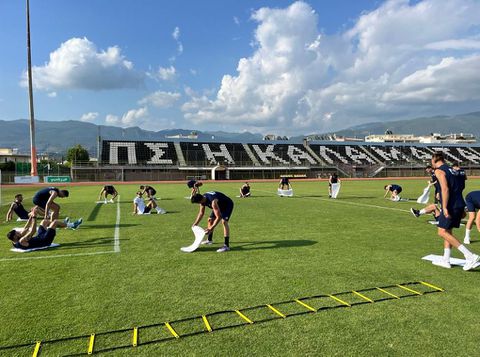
[216,245,230,253]
[464,238,471,245]
[156,208,166,214]
[109,199,114,203]
[463,254,480,271]
[104,200,108,204]
[200,240,213,245]
[432,259,451,269]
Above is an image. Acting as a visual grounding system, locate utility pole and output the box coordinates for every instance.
[26,0,38,176]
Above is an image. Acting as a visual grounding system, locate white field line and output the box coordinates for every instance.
[114,196,121,252]
[0,196,122,262]
[253,189,410,214]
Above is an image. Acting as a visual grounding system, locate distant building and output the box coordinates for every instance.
[165,131,198,140]
[365,131,476,144]
[304,134,363,142]
[0,148,30,163]
[263,134,289,140]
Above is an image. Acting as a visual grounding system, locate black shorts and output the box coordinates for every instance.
[209,202,234,221]
[32,196,48,209]
[105,186,115,195]
[28,226,56,248]
[143,206,152,214]
[438,208,464,230]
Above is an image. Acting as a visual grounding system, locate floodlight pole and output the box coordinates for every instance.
[26,0,38,176]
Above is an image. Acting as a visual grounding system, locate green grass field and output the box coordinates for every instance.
[0,179,479,356]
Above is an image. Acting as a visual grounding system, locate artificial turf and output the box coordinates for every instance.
[0,179,479,356]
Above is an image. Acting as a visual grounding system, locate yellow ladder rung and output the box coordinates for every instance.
[267,304,286,318]
[420,281,444,292]
[328,294,351,307]
[236,310,254,324]
[396,284,422,295]
[294,299,316,312]
[202,315,213,332]
[87,334,95,355]
[376,287,400,299]
[352,290,374,303]
[165,322,180,339]
[32,341,41,357]
[132,327,138,347]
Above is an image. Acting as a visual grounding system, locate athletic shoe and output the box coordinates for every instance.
[63,217,70,224]
[216,245,230,253]
[109,199,114,203]
[104,200,108,204]
[432,259,451,269]
[200,240,213,245]
[410,208,420,218]
[463,254,480,271]
[72,218,83,230]
[464,238,471,245]
[156,208,166,214]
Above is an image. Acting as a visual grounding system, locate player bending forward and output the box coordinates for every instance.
[431,152,479,270]
[191,191,234,253]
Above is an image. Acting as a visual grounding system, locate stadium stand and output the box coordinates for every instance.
[71,139,480,181]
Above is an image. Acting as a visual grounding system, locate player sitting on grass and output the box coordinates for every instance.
[33,186,69,220]
[279,176,291,190]
[98,185,118,203]
[5,194,30,222]
[6,210,82,250]
[187,179,203,197]
[384,184,402,201]
[239,182,251,198]
[431,152,479,270]
[464,191,480,245]
[191,191,234,252]
[140,185,158,200]
[133,191,165,215]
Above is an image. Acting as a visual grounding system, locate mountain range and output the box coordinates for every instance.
[0,111,479,156]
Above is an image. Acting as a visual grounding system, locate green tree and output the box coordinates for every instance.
[66,144,90,164]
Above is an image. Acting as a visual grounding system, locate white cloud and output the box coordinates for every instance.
[138,91,181,108]
[80,112,99,122]
[172,27,180,41]
[171,26,183,57]
[21,37,143,90]
[21,37,143,91]
[233,16,240,25]
[47,92,57,98]
[105,107,148,127]
[148,65,176,81]
[182,0,480,134]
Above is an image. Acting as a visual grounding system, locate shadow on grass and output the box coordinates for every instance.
[199,239,316,252]
[87,203,103,221]
[58,237,129,250]
[81,224,140,229]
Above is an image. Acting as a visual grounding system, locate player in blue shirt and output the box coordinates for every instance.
[279,176,291,190]
[6,209,82,250]
[464,190,480,244]
[187,179,202,197]
[191,191,234,252]
[432,152,479,270]
[410,165,441,219]
[5,194,30,221]
[384,184,402,201]
[32,187,69,220]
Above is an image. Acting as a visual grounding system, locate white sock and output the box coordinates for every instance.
[156,207,161,213]
[465,229,471,239]
[419,209,426,215]
[67,222,74,228]
[443,248,451,261]
[458,245,474,260]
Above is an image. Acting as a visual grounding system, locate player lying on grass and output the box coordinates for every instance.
[140,185,158,200]
[279,176,291,190]
[384,184,402,201]
[5,194,30,222]
[187,179,202,197]
[239,182,251,198]
[132,191,165,215]
[98,185,118,203]
[32,186,69,220]
[191,191,234,252]
[464,191,480,245]
[431,152,479,270]
[6,210,82,250]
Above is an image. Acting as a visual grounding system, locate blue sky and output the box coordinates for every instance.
[1,0,479,135]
